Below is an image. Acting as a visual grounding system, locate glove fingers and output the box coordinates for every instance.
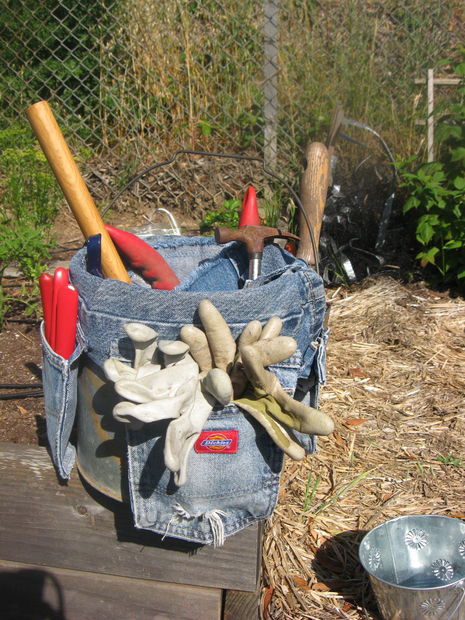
[235,399,305,460]
[124,323,158,369]
[198,299,236,372]
[238,320,262,349]
[240,345,334,435]
[201,368,233,405]
[114,380,156,404]
[247,336,297,367]
[180,325,212,372]
[274,394,334,435]
[173,434,199,487]
[113,392,190,425]
[164,384,213,485]
[260,316,282,340]
[103,358,136,383]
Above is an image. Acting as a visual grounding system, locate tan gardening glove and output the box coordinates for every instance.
[181,301,334,460]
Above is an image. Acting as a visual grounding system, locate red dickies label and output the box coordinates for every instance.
[194,430,238,454]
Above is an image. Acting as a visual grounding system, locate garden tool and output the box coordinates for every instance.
[54,284,78,359]
[39,267,78,358]
[50,267,69,348]
[214,225,300,281]
[39,272,54,344]
[105,225,180,289]
[239,186,260,227]
[26,100,131,283]
[297,141,330,267]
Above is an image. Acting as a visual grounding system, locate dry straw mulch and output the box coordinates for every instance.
[261,277,465,619]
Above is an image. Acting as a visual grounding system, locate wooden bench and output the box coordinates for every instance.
[0,442,262,619]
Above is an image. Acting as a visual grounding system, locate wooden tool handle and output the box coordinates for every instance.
[297,141,330,266]
[26,101,131,283]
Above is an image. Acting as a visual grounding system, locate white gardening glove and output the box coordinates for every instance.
[103,323,198,428]
[103,321,233,486]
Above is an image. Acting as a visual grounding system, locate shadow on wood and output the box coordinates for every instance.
[0,442,262,619]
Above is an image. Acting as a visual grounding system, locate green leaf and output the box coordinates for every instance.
[436,124,462,142]
[454,176,465,190]
[416,246,439,266]
[453,62,465,77]
[451,147,465,162]
[443,239,463,250]
[416,214,439,244]
[403,196,420,213]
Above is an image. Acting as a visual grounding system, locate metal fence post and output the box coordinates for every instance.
[263,0,279,171]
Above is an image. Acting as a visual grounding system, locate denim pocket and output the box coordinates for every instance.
[127,403,284,545]
[41,322,83,479]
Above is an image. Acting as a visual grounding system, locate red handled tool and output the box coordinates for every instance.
[105,225,180,290]
[50,267,69,349]
[39,273,54,343]
[54,284,78,359]
[39,267,78,359]
[239,186,260,227]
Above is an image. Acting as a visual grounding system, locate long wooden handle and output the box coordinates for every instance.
[297,141,330,266]
[26,101,131,282]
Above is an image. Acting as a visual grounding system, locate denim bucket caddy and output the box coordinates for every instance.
[41,234,328,546]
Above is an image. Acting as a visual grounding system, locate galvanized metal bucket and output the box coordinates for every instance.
[359,515,465,620]
[76,358,127,501]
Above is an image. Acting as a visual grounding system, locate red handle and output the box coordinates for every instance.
[239,186,260,227]
[39,273,54,344]
[54,284,78,359]
[51,267,69,349]
[105,225,180,290]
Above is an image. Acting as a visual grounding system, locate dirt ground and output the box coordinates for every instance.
[1,196,464,619]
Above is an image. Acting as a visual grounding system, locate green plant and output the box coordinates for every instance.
[302,472,321,516]
[199,198,240,233]
[0,221,53,327]
[397,55,465,290]
[437,455,462,466]
[0,124,60,326]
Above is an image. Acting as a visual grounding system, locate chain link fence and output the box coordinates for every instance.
[1,0,463,225]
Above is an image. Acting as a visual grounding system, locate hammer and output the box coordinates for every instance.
[215,225,300,281]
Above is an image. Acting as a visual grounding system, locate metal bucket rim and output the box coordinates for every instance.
[359,514,465,591]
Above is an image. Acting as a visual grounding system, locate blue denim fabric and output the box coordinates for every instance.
[41,235,328,544]
[40,322,84,478]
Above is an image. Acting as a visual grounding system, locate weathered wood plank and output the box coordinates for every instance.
[0,442,262,592]
[223,588,260,620]
[0,559,222,620]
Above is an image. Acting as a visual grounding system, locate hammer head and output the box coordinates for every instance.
[214,225,300,256]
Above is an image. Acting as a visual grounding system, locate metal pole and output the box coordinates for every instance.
[263,0,279,170]
[427,68,434,162]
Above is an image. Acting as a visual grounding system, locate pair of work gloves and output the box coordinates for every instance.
[103,300,333,486]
